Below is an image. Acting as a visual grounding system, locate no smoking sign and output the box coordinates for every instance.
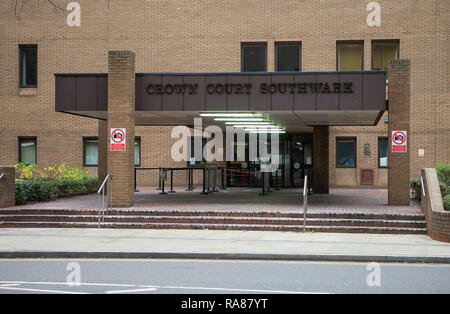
[392,131,407,153]
[110,128,126,152]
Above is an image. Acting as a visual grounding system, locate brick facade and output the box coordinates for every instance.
[388,60,411,205]
[0,1,448,189]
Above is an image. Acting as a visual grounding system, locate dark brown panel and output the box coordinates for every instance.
[161,75,184,111]
[294,74,316,110]
[271,74,295,110]
[55,77,76,111]
[138,75,162,111]
[76,77,98,111]
[205,75,228,111]
[339,73,362,110]
[97,76,108,111]
[183,76,206,111]
[249,75,271,110]
[316,73,340,111]
[227,74,251,111]
[363,73,386,110]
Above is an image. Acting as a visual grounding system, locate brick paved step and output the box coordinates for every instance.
[0,209,426,222]
[0,215,427,229]
[0,221,427,235]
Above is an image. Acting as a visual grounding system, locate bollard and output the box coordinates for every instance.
[168,169,176,193]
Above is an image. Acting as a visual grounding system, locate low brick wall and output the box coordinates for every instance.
[0,167,15,208]
[421,168,450,242]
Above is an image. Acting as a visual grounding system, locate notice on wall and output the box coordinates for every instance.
[418,149,425,157]
[110,128,126,152]
[391,131,407,153]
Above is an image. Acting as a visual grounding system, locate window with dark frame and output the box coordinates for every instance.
[372,40,399,78]
[134,138,141,167]
[241,43,267,72]
[83,138,99,167]
[336,138,356,168]
[378,137,388,168]
[276,42,301,72]
[337,41,364,71]
[19,137,37,165]
[19,45,38,88]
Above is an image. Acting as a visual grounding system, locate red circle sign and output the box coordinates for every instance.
[111,129,125,143]
[393,131,406,145]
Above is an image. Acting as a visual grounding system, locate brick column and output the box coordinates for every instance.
[388,60,411,205]
[107,51,135,207]
[0,167,15,208]
[98,119,108,189]
[313,126,329,194]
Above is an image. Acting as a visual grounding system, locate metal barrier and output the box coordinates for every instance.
[0,173,8,180]
[303,175,308,232]
[97,174,112,228]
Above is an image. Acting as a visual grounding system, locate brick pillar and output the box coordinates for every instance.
[107,51,135,207]
[0,167,15,208]
[313,126,329,194]
[98,119,108,189]
[388,60,411,205]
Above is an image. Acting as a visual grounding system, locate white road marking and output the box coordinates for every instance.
[0,280,136,288]
[159,285,328,294]
[106,288,159,294]
[0,286,88,294]
[0,284,20,287]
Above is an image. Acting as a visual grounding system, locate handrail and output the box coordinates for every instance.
[97,174,112,228]
[420,176,426,198]
[303,175,308,232]
[0,173,8,180]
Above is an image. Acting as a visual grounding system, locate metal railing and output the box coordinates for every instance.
[303,175,308,232]
[97,174,112,228]
[0,173,8,180]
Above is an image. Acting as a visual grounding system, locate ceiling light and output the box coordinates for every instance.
[200,113,258,118]
[214,118,265,122]
[233,125,279,128]
[225,122,271,125]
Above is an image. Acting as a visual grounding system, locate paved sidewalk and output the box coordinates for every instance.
[0,228,449,263]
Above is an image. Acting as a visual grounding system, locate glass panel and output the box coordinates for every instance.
[84,140,98,166]
[379,138,388,167]
[242,45,266,72]
[20,46,37,87]
[134,140,140,166]
[20,140,36,164]
[372,43,398,71]
[338,44,363,71]
[276,44,300,71]
[337,139,356,167]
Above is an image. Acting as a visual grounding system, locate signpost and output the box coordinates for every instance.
[391,131,407,153]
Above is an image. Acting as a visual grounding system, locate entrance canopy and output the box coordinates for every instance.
[55,71,386,132]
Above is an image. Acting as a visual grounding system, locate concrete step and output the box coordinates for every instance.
[0,209,426,221]
[0,215,427,229]
[0,221,427,235]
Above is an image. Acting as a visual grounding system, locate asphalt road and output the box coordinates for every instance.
[0,259,449,294]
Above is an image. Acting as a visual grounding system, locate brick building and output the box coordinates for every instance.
[0,0,449,198]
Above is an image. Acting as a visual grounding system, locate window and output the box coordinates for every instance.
[19,137,37,164]
[83,138,99,166]
[276,42,301,71]
[19,45,37,87]
[135,138,141,167]
[336,138,356,168]
[378,137,388,168]
[241,43,267,72]
[372,41,399,75]
[337,42,363,71]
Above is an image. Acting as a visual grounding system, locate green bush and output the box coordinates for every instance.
[436,163,450,188]
[14,164,98,205]
[443,195,450,211]
[410,177,422,201]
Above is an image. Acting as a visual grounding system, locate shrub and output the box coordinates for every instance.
[14,164,98,205]
[436,163,450,188]
[443,195,450,211]
[410,177,421,201]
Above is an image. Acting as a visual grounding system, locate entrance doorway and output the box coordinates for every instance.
[226,133,313,188]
